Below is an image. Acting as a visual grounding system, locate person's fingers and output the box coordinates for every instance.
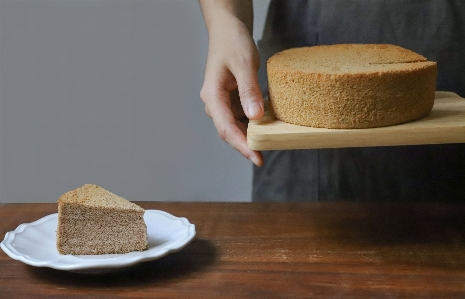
[229,89,247,121]
[205,87,251,123]
[229,59,264,121]
[205,104,211,118]
[234,111,263,167]
[201,87,263,166]
[213,103,263,166]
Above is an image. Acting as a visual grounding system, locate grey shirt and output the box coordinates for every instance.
[252,0,465,202]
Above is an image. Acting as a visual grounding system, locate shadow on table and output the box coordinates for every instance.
[26,238,216,287]
[331,203,465,246]
[322,203,465,269]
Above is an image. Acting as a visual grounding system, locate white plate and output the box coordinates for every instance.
[0,210,196,273]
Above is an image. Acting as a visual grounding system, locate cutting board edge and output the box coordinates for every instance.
[247,91,465,150]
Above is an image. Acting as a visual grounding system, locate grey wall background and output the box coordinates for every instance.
[0,0,271,203]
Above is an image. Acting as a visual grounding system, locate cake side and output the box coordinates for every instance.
[267,44,437,129]
[56,184,148,255]
[57,204,148,255]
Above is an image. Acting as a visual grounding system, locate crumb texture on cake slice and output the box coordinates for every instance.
[59,183,144,211]
[56,184,148,255]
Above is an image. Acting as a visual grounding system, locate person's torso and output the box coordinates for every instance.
[253,0,465,202]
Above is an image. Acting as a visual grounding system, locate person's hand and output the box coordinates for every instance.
[199,7,264,166]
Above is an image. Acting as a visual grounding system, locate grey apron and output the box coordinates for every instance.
[253,0,465,202]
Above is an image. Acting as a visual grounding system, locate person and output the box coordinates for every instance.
[199,0,465,202]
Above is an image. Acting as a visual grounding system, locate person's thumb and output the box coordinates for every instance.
[233,66,264,120]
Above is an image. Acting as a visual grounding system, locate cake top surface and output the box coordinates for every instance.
[58,184,144,211]
[267,44,435,74]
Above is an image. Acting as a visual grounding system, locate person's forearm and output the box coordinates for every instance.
[198,0,264,167]
[199,0,254,36]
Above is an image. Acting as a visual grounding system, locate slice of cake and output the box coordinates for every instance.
[56,184,148,255]
[267,44,437,129]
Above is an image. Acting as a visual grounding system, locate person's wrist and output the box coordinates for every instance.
[206,10,252,41]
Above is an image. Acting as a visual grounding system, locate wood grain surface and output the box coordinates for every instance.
[1,202,465,298]
[247,91,465,150]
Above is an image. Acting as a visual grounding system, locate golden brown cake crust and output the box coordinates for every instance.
[267,44,437,129]
[56,184,148,255]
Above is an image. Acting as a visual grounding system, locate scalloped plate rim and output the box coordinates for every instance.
[0,210,196,272]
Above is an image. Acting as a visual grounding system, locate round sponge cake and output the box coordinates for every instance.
[267,44,437,129]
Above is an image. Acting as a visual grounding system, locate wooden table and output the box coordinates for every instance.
[1,202,465,298]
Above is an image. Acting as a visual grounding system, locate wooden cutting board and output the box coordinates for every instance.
[247,91,465,150]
